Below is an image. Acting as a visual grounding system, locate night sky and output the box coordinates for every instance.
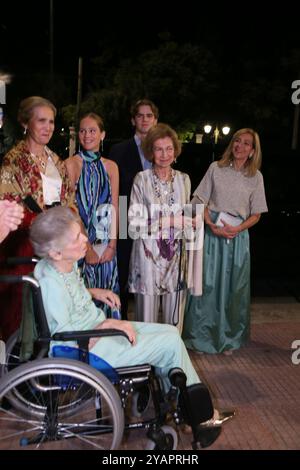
[1,1,300,141]
[2,3,300,82]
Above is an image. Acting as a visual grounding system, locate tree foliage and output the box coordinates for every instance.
[62,40,219,138]
[61,36,299,145]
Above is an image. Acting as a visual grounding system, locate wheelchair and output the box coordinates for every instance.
[0,259,218,450]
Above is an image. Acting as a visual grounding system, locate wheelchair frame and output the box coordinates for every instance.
[0,267,197,450]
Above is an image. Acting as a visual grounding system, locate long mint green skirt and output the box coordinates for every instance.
[182,215,250,354]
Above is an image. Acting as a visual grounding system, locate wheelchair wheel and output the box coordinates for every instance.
[2,337,97,418]
[145,425,178,450]
[0,358,124,450]
[1,328,21,376]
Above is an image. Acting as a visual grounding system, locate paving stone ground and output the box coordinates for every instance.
[120,299,300,450]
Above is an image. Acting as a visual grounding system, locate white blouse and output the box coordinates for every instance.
[41,152,62,205]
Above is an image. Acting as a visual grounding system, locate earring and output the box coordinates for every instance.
[249,153,253,159]
[23,127,27,135]
[100,140,104,153]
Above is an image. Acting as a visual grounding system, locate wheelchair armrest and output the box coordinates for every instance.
[52,328,130,342]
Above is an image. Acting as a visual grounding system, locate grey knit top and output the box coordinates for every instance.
[192,162,268,220]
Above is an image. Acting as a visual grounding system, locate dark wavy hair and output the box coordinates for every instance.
[130,99,159,119]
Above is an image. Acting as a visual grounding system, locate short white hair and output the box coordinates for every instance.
[30,207,79,257]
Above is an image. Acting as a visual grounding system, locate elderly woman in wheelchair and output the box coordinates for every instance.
[0,206,234,450]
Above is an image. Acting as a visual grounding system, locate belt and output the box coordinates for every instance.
[45,202,61,210]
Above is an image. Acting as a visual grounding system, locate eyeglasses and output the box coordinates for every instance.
[135,113,155,119]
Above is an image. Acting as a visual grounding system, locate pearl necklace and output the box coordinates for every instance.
[50,262,95,318]
[50,262,121,320]
[152,168,175,207]
[51,263,82,293]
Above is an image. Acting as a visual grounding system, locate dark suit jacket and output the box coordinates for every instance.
[109,138,143,315]
[109,137,143,203]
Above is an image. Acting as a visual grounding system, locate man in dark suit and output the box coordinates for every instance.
[109,99,159,319]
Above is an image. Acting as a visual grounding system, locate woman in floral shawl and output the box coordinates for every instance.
[0,96,76,340]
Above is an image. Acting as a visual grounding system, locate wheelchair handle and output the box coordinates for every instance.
[0,274,40,289]
[6,256,39,265]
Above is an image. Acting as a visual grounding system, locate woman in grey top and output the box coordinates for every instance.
[183,128,268,354]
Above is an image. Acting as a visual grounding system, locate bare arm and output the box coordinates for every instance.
[66,156,100,264]
[227,213,261,234]
[99,158,119,263]
[65,155,82,191]
[81,219,100,265]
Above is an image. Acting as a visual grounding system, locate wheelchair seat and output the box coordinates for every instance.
[52,345,119,383]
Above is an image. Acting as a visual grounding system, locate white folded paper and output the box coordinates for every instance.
[93,243,108,258]
[215,211,243,227]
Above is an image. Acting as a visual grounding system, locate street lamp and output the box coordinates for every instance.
[204,124,231,161]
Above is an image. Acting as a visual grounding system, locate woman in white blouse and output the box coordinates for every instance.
[0,96,75,340]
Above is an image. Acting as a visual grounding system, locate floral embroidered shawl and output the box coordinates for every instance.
[0,140,76,226]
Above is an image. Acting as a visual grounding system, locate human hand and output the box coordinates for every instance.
[172,214,184,229]
[99,245,116,263]
[210,223,229,239]
[89,288,121,309]
[0,201,24,242]
[85,246,100,265]
[115,320,137,345]
[210,221,239,240]
[181,215,195,240]
[221,221,241,239]
[92,319,137,346]
[192,214,202,230]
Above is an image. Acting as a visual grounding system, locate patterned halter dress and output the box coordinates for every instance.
[76,150,120,318]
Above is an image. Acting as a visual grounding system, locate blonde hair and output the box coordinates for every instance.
[142,123,181,162]
[30,207,79,258]
[18,96,57,125]
[218,128,262,177]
